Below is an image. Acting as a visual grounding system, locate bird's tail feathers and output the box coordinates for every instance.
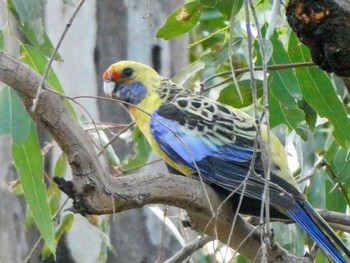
[287,201,350,263]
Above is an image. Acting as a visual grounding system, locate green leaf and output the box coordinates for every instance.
[306,170,326,209]
[12,122,56,255]
[47,153,67,215]
[48,154,67,215]
[272,221,306,257]
[172,60,205,88]
[8,0,60,59]
[323,140,350,203]
[0,30,4,50]
[63,0,75,7]
[20,44,76,118]
[263,31,305,133]
[0,86,31,144]
[54,153,68,178]
[156,1,202,40]
[288,34,350,147]
[216,0,242,18]
[324,141,350,183]
[11,0,44,44]
[199,0,215,7]
[20,44,61,91]
[98,217,114,262]
[253,30,305,136]
[199,0,243,18]
[218,79,263,108]
[268,93,305,138]
[42,214,74,259]
[56,214,74,239]
[298,99,317,131]
[201,40,243,67]
[122,127,152,171]
[325,179,347,213]
[48,180,61,216]
[25,205,35,229]
[10,179,24,196]
[232,255,250,263]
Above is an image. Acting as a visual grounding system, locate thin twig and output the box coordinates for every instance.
[31,0,86,112]
[297,157,324,184]
[97,122,134,156]
[200,62,315,87]
[164,236,213,263]
[244,0,270,261]
[228,225,260,261]
[123,158,163,173]
[249,0,272,250]
[223,181,247,260]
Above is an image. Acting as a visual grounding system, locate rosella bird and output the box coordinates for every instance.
[103,60,350,262]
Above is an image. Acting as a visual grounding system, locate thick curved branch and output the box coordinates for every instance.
[0,50,313,263]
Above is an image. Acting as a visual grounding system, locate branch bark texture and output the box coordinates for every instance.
[287,0,350,77]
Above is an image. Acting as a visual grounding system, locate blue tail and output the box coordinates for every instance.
[287,201,350,263]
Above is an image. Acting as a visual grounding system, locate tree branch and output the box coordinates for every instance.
[0,50,314,263]
[287,0,350,77]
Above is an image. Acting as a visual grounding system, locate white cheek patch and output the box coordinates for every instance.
[103,81,115,98]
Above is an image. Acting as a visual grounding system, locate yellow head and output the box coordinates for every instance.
[102,61,163,109]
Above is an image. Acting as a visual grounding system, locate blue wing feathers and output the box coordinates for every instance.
[150,114,210,163]
[150,105,350,262]
[151,112,255,165]
[150,111,298,210]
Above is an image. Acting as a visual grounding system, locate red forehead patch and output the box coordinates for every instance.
[102,71,109,80]
[103,68,120,81]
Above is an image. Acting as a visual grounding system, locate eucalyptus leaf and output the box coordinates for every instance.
[0,86,31,144]
[288,34,350,147]
[20,44,76,118]
[8,0,60,59]
[12,0,44,44]
[12,122,56,255]
[42,214,74,259]
[218,79,263,108]
[122,127,152,172]
[156,1,202,40]
[0,30,4,50]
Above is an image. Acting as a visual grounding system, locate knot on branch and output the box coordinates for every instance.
[287,0,350,76]
[53,177,96,215]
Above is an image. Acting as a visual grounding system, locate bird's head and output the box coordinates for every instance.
[103,61,163,108]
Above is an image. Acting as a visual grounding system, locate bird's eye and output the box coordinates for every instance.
[122,67,134,78]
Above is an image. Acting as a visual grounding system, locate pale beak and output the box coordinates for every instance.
[103,79,115,98]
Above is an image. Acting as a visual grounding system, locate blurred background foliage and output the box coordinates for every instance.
[1,0,350,262]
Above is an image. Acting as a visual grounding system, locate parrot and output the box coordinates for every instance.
[103,60,350,262]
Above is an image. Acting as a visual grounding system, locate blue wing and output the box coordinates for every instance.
[149,101,299,210]
[149,99,350,262]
